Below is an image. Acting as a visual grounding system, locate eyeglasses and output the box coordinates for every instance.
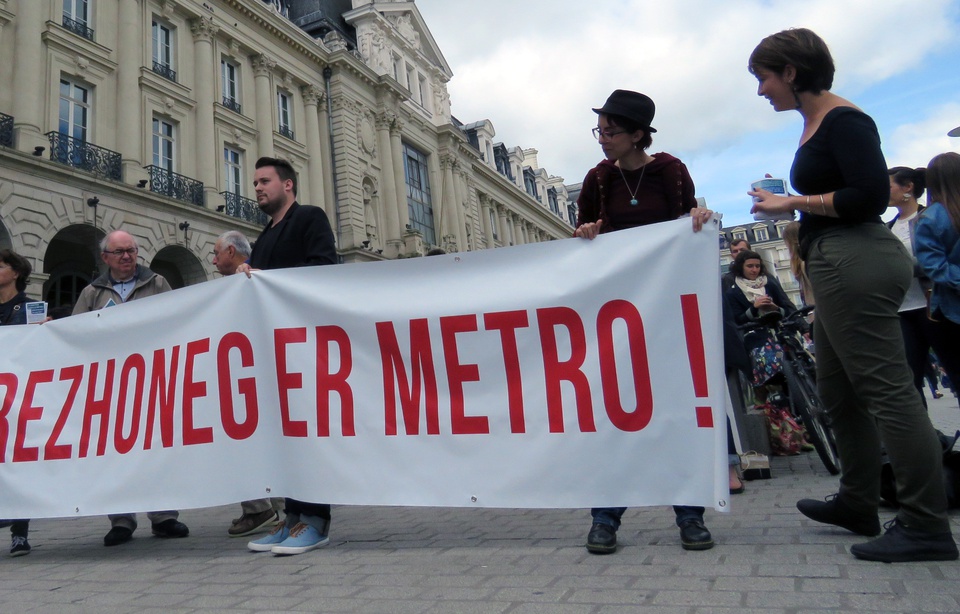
[103,248,138,257]
[592,127,627,140]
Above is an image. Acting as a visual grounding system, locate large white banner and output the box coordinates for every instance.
[0,219,725,519]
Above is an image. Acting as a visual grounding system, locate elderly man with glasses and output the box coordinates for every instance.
[72,229,189,546]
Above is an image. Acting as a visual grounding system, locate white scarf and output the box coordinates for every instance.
[735,275,768,303]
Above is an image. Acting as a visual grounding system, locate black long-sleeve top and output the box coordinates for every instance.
[790,107,890,256]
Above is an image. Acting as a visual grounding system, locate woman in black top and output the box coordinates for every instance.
[748,28,957,563]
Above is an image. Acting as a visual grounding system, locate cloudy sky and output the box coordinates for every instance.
[414,0,960,226]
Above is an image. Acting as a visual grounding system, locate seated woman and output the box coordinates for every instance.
[724,250,797,391]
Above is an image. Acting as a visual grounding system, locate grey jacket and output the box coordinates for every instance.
[72,265,172,314]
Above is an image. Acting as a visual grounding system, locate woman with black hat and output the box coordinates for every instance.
[575,89,717,554]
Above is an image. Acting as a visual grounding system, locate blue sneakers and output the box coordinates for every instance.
[247,521,289,552]
[271,521,329,555]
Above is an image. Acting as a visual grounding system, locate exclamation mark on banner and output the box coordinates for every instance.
[680,294,713,428]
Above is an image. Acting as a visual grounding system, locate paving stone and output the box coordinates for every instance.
[1,392,956,613]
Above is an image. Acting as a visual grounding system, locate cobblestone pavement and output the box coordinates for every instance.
[2,392,958,613]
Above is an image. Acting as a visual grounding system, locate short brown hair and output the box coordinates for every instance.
[749,28,835,94]
[255,156,298,196]
[0,248,31,293]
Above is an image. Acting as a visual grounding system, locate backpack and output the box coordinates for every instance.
[880,430,960,508]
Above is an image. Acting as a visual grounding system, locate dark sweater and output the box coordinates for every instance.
[790,107,889,256]
[576,153,697,232]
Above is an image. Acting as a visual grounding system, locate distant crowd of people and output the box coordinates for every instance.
[3,27,959,564]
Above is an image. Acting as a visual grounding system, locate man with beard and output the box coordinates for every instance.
[239,157,338,555]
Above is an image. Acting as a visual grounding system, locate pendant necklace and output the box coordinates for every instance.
[618,162,646,206]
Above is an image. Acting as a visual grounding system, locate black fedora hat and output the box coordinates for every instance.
[593,89,657,133]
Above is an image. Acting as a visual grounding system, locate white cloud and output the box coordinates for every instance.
[886,102,960,168]
[415,0,959,223]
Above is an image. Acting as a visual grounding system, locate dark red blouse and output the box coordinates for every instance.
[576,153,697,232]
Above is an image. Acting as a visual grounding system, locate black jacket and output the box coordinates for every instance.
[0,291,28,326]
[725,277,796,326]
[250,202,337,270]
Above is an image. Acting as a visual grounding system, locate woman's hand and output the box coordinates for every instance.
[575,220,603,240]
[754,295,778,313]
[749,188,794,216]
[690,207,714,232]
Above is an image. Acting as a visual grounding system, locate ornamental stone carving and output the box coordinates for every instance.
[301,85,323,107]
[251,54,276,76]
[358,26,389,73]
[190,16,219,42]
[358,112,376,156]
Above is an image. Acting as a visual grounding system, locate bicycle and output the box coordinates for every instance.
[741,306,841,475]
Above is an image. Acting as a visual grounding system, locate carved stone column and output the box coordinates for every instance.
[453,163,469,250]
[497,205,511,246]
[513,215,524,246]
[375,112,400,248]
[117,0,147,184]
[389,117,410,232]
[191,17,219,208]
[302,85,327,208]
[252,54,276,158]
[11,0,46,153]
[439,153,458,250]
[479,194,495,248]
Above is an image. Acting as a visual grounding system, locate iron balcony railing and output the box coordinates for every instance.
[0,112,13,148]
[46,132,121,181]
[221,97,242,114]
[144,165,204,207]
[278,124,295,140]
[62,16,95,41]
[220,191,267,226]
[152,61,177,83]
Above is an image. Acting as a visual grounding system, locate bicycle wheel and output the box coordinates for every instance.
[783,359,841,475]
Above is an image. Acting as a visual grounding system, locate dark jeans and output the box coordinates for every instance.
[592,506,704,529]
[591,418,737,529]
[900,306,960,400]
[0,519,29,537]
[284,499,331,521]
[929,315,960,394]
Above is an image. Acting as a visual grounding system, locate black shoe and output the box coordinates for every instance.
[679,519,714,551]
[10,535,31,557]
[104,526,133,547]
[797,494,881,536]
[585,522,617,554]
[851,519,959,563]
[151,519,189,538]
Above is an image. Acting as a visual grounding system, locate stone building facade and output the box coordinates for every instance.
[0,0,575,306]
